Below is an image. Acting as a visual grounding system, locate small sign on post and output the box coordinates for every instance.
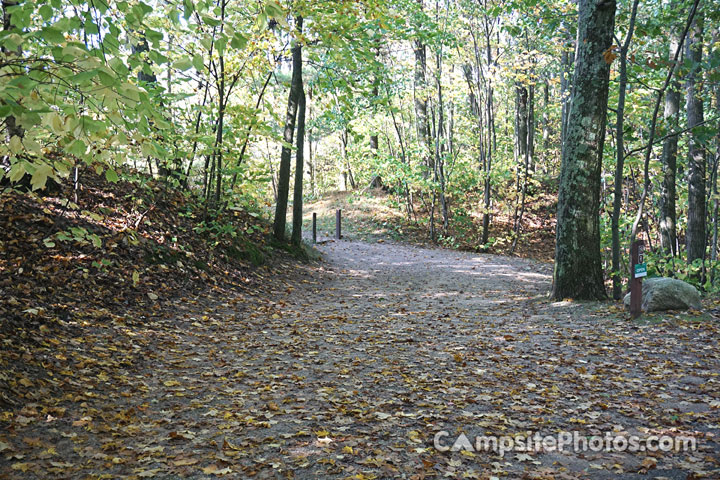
[630,240,645,319]
[312,212,317,244]
[335,209,342,240]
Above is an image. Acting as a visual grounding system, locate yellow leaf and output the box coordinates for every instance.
[49,113,65,134]
[408,430,422,443]
[202,465,232,475]
[138,469,161,477]
[222,439,241,451]
[31,163,54,191]
[11,463,31,472]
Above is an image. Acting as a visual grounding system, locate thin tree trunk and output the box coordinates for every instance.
[1,0,23,145]
[515,84,528,186]
[273,16,303,241]
[229,69,274,190]
[213,56,225,205]
[435,50,448,235]
[291,84,306,246]
[511,81,534,255]
[629,0,699,259]
[610,0,639,300]
[542,80,550,154]
[712,29,720,274]
[413,1,432,176]
[371,49,380,155]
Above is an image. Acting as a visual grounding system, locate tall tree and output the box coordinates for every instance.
[685,9,706,264]
[413,1,431,174]
[291,84,306,246]
[273,16,303,241]
[659,35,681,257]
[712,29,720,270]
[552,0,616,300]
[1,0,22,142]
[610,0,639,300]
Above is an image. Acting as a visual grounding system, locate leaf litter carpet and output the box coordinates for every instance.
[2,239,719,479]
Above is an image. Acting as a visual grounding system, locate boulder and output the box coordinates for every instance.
[623,277,702,312]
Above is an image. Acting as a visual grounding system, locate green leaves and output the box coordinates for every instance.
[105,168,120,183]
[173,56,194,71]
[192,54,204,71]
[67,140,87,157]
[183,0,195,20]
[30,163,55,191]
[38,26,64,44]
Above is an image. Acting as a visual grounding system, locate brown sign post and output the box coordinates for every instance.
[335,209,342,240]
[312,212,317,244]
[630,240,645,319]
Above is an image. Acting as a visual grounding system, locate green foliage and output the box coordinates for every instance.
[1,0,718,278]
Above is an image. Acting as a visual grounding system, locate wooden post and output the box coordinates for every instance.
[335,209,341,240]
[312,212,317,244]
[630,239,645,318]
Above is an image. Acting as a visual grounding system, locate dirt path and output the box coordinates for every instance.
[2,239,719,479]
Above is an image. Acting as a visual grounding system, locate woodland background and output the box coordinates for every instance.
[1,0,719,294]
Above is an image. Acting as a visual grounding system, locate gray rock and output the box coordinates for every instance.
[623,277,702,312]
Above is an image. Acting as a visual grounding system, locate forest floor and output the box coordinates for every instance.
[2,222,720,478]
[302,187,558,262]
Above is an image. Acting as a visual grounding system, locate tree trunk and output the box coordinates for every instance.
[712,29,720,271]
[371,74,379,154]
[213,56,225,205]
[307,87,316,197]
[1,0,22,142]
[413,2,431,175]
[685,11,706,264]
[553,0,616,301]
[542,81,550,154]
[559,31,574,161]
[610,0,639,299]
[515,84,528,181]
[659,35,680,257]
[272,16,303,242]
[434,48,448,235]
[291,85,306,247]
[511,81,534,254]
[527,82,535,173]
[131,34,158,84]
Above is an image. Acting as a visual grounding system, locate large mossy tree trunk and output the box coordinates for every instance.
[552,0,616,301]
[273,16,303,242]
